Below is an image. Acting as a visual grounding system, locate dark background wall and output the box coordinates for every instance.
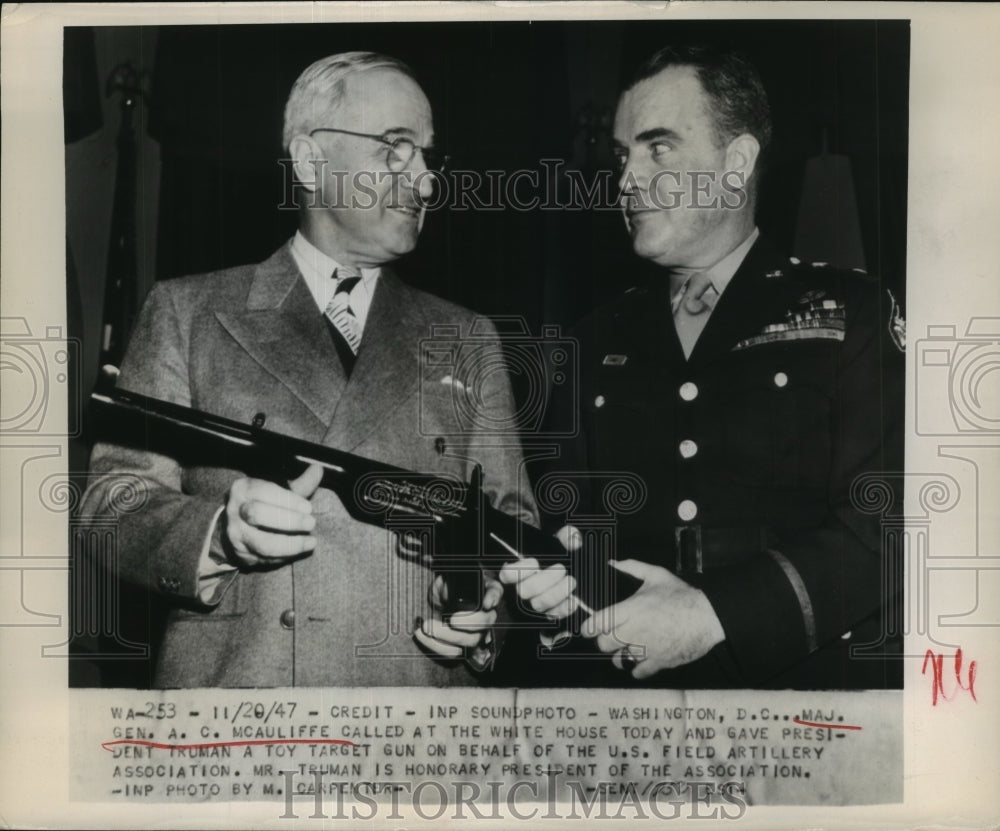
[64,19,909,686]
[151,20,908,314]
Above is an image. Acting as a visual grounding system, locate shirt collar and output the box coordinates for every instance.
[290,230,380,312]
[669,227,760,299]
[704,226,759,296]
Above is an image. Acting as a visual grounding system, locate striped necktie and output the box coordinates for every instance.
[324,267,361,355]
[672,271,718,359]
[324,267,362,371]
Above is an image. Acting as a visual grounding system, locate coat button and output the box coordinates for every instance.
[677,499,698,521]
[774,372,789,388]
[594,395,606,408]
[679,382,698,401]
[679,439,698,458]
[279,609,296,629]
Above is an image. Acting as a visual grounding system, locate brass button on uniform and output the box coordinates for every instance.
[279,609,296,630]
[594,395,606,408]
[677,499,698,521]
[774,372,789,388]
[679,382,699,401]
[679,439,698,459]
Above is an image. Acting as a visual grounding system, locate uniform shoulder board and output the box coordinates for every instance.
[887,289,906,352]
[786,257,873,283]
[765,256,816,278]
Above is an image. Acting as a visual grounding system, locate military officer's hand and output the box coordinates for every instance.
[414,575,503,659]
[498,525,583,620]
[585,560,726,680]
[222,463,322,567]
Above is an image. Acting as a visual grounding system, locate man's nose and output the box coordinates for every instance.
[617,153,647,195]
[618,161,647,206]
[411,151,436,201]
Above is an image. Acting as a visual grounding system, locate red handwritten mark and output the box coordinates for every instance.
[922,648,977,706]
[792,718,862,731]
[102,739,355,753]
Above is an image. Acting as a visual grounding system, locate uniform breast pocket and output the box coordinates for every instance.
[584,376,671,473]
[724,362,833,490]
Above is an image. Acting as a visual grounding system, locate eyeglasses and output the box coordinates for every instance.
[309,127,448,174]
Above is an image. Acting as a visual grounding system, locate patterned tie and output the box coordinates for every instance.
[324,267,362,372]
[324,267,361,348]
[672,271,718,359]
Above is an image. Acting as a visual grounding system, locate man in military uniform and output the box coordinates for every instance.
[501,44,904,689]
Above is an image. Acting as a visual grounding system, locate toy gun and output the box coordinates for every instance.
[90,379,640,617]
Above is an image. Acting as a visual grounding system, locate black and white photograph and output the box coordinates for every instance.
[66,17,908,691]
[1,2,998,828]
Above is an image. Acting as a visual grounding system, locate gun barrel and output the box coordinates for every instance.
[89,386,641,607]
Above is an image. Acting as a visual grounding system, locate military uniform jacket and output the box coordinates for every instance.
[80,242,537,688]
[539,238,904,688]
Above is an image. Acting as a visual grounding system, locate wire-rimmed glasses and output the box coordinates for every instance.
[308,127,448,174]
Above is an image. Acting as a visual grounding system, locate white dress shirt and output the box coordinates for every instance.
[669,227,760,307]
[289,230,380,331]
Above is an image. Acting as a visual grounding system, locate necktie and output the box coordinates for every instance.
[672,271,718,359]
[324,267,362,372]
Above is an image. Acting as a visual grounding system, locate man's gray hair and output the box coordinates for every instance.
[282,51,416,151]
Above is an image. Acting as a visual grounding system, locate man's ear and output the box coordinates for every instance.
[288,134,325,193]
[724,133,761,190]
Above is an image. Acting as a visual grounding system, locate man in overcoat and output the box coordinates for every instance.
[81,52,535,687]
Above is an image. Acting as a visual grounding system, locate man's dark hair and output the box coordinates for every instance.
[629,44,772,157]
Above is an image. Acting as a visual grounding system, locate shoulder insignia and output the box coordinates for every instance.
[811,261,829,267]
[798,289,826,304]
[765,269,784,279]
[888,289,906,352]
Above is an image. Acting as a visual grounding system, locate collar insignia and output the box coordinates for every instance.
[602,354,628,366]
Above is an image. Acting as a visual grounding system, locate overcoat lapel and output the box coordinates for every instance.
[323,268,422,451]
[215,244,346,428]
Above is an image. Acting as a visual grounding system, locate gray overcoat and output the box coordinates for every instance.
[81,242,537,687]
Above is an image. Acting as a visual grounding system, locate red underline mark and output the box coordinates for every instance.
[792,718,862,731]
[102,739,355,753]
